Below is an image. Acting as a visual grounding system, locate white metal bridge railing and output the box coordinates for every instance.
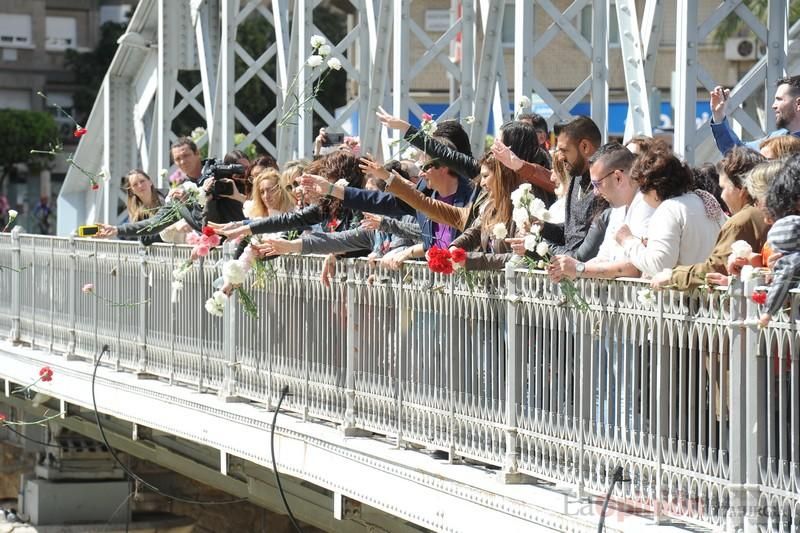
[0,231,798,532]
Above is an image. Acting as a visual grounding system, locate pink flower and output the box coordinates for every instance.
[195,245,210,257]
[186,233,201,245]
[82,283,94,293]
[422,113,432,121]
[206,234,221,247]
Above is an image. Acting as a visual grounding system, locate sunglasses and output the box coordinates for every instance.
[421,161,442,173]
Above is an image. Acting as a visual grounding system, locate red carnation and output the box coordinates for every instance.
[426,246,454,275]
[39,366,54,382]
[74,127,88,138]
[751,291,767,306]
[450,247,467,265]
[90,181,100,191]
[0,413,6,422]
[202,226,216,237]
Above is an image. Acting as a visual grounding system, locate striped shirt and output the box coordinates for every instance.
[765,215,800,316]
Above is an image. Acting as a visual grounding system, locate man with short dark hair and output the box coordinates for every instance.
[710,75,800,155]
[536,115,607,259]
[548,142,654,281]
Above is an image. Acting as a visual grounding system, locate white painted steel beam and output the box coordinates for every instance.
[616,0,652,140]
[471,0,505,157]
[513,0,533,116]
[673,0,698,162]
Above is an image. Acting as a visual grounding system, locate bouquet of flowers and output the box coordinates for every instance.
[140,180,208,236]
[278,35,343,127]
[425,245,476,291]
[509,183,588,311]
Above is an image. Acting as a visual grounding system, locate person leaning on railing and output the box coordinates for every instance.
[121,169,166,245]
[757,154,800,327]
[546,142,654,282]
[614,144,727,277]
[650,147,768,290]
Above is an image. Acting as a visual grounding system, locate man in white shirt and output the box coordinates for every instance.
[548,143,654,281]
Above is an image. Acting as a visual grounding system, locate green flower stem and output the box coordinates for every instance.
[2,411,63,427]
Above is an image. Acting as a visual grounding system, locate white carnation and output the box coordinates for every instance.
[740,264,756,282]
[318,44,331,57]
[519,183,532,194]
[182,181,198,192]
[730,240,753,260]
[637,288,656,308]
[222,260,247,286]
[204,291,227,317]
[523,234,539,252]
[529,223,542,236]
[7,209,17,220]
[310,35,326,49]
[535,241,550,257]
[512,207,530,228]
[196,189,207,207]
[529,198,547,219]
[326,57,342,71]
[492,223,508,240]
[463,115,475,124]
[518,95,531,108]
[159,168,168,178]
[307,54,323,68]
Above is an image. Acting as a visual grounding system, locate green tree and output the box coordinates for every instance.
[64,21,127,121]
[714,1,800,43]
[0,110,58,188]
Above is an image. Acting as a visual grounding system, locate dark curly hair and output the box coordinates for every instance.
[630,146,693,201]
[765,154,800,220]
[716,146,765,189]
[692,163,726,212]
[319,150,365,189]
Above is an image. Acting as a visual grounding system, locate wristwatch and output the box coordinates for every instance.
[575,262,586,277]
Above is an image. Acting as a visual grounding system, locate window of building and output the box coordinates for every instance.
[46,16,77,51]
[0,14,33,48]
[580,3,620,47]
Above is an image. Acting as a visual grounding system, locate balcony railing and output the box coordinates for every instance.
[1,231,798,532]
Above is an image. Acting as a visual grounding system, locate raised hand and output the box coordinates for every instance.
[359,157,389,180]
[360,213,383,231]
[376,106,411,133]
[710,86,730,124]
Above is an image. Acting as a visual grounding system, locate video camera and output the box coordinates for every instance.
[199,158,246,196]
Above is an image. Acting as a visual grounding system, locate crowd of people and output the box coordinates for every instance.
[92,75,800,326]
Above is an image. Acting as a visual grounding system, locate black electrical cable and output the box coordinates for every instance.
[92,345,247,506]
[2,423,61,448]
[597,465,626,533]
[271,385,302,533]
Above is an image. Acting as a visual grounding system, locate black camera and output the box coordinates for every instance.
[199,159,245,196]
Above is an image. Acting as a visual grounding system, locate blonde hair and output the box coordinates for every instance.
[759,135,800,159]
[745,159,784,202]
[249,168,294,217]
[125,170,163,222]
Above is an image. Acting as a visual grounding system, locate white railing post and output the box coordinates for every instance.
[8,228,21,343]
[136,245,149,374]
[30,238,38,350]
[220,242,241,402]
[395,269,407,448]
[653,286,667,523]
[499,264,523,482]
[342,259,365,436]
[66,235,78,359]
[726,277,749,532]
[743,277,766,533]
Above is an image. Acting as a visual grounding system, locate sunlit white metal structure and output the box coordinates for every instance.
[1,232,798,532]
[57,0,789,235]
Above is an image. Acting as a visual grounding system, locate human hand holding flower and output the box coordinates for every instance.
[547,255,577,282]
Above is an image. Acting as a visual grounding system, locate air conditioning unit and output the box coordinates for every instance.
[725,38,757,61]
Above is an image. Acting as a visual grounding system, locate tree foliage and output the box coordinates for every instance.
[714,1,800,44]
[0,110,58,185]
[64,21,127,121]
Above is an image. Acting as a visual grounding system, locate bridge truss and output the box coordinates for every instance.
[57,0,790,234]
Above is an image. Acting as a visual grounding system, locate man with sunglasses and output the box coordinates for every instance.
[548,143,654,281]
